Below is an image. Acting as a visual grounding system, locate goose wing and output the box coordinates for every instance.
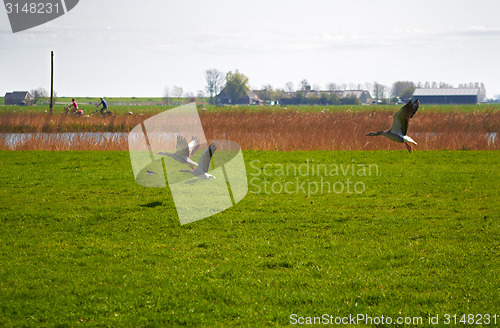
[188,137,201,158]
[197,143,217,174]
[390,99,419,136]
[175,135,190,158]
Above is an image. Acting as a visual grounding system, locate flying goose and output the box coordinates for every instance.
[179,143,217,180]
[366,99,420,153]
[158,135,200,169]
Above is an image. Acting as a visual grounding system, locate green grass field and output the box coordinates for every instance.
[0,150,498,327]
[1,102,499,116]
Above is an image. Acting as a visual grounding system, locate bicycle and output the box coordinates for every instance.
[63,105,83,116]
[92,106,116,117]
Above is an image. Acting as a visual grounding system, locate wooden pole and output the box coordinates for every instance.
[50,51,54,113]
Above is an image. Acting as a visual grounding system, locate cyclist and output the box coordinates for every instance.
[96,97,108,115]
[70,98,78,114]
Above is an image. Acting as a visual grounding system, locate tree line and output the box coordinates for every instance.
[163,69,488,105]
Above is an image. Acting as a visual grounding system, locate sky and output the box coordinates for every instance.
[1,0,500,98]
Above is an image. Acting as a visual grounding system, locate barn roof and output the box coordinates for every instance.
[4,91,33,99]
[413,88,480,96]
[216,87,261,101]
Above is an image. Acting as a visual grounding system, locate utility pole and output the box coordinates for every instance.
[50,51,54,113]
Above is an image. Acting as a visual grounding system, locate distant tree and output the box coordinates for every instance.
[391,81,415,99]
[299,79,311,92]
[164,86,170,105]
[173,86,183,99]
[340,95,361,105]
[284,81,294,94]
[326,82,338,92]
[439,82,453,88]
[273,89,285,101]
[372,81,386,101]
[260,84,274,102]
[319,92,330,105]
[400,88,415,100]
[364,82,373,93]
[294,90,306,104]
[196,90,205,99]
[348,83,362,90]
[329,93,340,105]
[224,70,249,104]
[205,69,225,105]
[30,87,48,104]
[480,83,487,101]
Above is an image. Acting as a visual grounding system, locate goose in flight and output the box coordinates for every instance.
[158,135,200,169]
[179,143,217,180]
[366,99,420,153]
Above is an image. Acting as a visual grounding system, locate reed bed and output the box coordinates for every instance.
[0,112,145,133]
[0,111,498,151]
[201,110,499,151]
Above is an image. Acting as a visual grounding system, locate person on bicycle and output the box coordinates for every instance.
[70,98,78,114]
[96,97,108,115]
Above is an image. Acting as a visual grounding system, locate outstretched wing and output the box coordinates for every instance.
[390,99,419,136]
[197,143,217,174]
[188,137,201,158]
[175,135,190,158]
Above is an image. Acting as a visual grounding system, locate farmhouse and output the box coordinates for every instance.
[4,91,33,105]
[215,87,263,105]
[412,88,480,104]
[330,90,372,105]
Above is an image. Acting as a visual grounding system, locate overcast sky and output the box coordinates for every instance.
[1,0,500,98]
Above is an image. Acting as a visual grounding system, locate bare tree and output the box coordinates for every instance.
[173,86,183,99]
[284,81,294,93]
[439,82,453,88]
[480,83,487,101]
[164,86,170,105]
[30,87,48,104]
[299,79,311,92]
[372,81,386,101]
[326,83,338,92]
[364,82,373,93]
[205,69,225,105]
[196,90,205,98]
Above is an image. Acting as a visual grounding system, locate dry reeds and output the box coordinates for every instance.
[0,111,498,151]
[0,112,146,133]
[200,110,499,151]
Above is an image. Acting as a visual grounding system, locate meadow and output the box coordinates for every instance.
[1,102,500,114]
[0,150,498,327]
